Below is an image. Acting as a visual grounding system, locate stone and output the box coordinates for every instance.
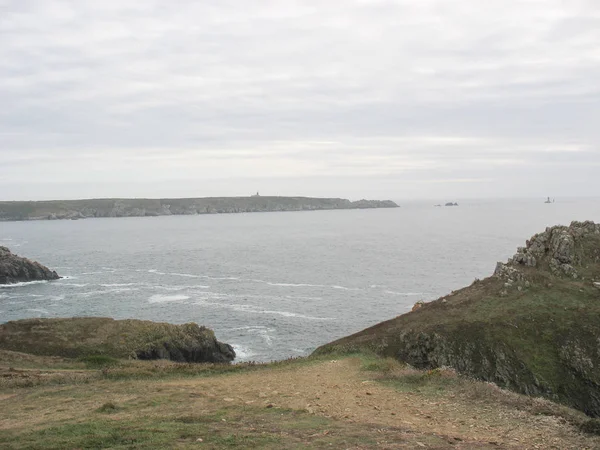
[498,221,600,280]
[0,247,60,284]
[412,301,425,312]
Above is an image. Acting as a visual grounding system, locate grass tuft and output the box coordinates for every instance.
[96,402,120,413]
[79,354,120,369]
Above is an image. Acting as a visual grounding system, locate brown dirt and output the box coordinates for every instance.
[166,358,598,449]
[1,357,598,449]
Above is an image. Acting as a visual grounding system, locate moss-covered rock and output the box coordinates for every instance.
[315,221,600,416]
[0,317,235,363]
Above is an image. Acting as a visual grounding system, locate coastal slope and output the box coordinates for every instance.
[0,247,60,284]
[0,317,235,363]
[0,196,399,221]
[315,221,600,416]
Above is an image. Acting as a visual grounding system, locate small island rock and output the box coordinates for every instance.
[0,247,60,284]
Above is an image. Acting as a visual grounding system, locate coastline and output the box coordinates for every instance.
[0,196,398,222]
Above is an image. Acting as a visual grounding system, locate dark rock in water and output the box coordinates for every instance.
[444,202,459,206]
[0,246,60,284]
[315,221,600,417]
[0,317,235,364]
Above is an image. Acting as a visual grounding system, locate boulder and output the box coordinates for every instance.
[495,221,600,280]
[0,247,60,284]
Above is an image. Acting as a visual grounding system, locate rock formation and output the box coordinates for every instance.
[0,247,60,284]
[0,318,235,364]
[316,221,600,417]
[495,220,600,280]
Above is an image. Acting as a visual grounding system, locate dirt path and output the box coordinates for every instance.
[167,358,598,449]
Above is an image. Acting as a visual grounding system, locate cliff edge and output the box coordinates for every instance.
[0,317,235,363]
[316,220,600,416]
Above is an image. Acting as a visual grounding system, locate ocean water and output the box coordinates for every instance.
[1,198,599,362]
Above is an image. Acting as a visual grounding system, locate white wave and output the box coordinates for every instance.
[53,266,73,270]
[77,288,139,298]
[284,295,324,301]
[148,294,190,304]
[290,348,309,355]
[251,278,361,291]
[101,267,119,271]
[331,285,361,291]
[229,326,276,347]
[263,310,332,320]
[26,308,49,314]
[100,283,138,287]
[0,280,49,289]
[194,300,334,321]
[156,271,239,281]
[153,284,210,291]
[80,271,108,275]
[59,282,88,287]
[384,291,424,296]
[267,282,323,288]
[231,345,257,361]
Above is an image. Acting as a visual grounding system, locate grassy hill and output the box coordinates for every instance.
[316,221,600,417]
[0,318,235,363]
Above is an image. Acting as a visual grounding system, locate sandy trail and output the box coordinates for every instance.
[167,358,597,449]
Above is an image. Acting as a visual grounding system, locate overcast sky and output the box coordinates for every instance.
[1,0,599,201]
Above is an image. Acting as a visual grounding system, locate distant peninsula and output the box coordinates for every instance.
[0,196,399,221]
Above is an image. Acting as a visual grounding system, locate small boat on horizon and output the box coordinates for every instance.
[545,197,555,204]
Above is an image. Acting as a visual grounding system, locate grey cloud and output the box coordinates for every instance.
[0,0,599,200]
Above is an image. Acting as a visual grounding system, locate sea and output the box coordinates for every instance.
[1,198,599,362]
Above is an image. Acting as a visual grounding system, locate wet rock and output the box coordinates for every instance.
[0,247,60,284]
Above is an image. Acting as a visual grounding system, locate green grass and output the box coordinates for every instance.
[0,317,223,362]
[315,233,600,416]
[0,404,409,449]
[80,355,121,369]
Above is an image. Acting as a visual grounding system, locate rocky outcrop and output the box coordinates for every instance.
[495,220,600,280]
[0,318,235,363]
[0,247,60,284]
[316,221,600,416]
[0,196,399,221]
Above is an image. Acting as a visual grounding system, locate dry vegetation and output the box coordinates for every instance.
[2,351,600,449]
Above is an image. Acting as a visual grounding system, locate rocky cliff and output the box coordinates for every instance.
[0,247,60,284]
[316,221,600,417]
[0,317,235,363]
[0,196,399,221]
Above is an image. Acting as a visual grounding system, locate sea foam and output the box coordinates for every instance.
[148,294,190,304]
